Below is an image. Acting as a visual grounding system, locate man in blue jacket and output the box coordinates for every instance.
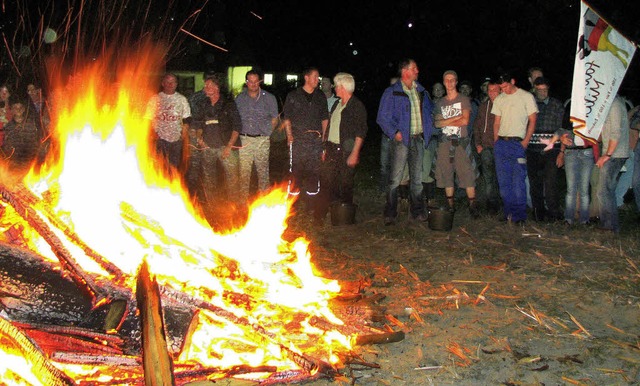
[377,59,434,225]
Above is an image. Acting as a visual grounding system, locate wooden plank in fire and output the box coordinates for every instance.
[136,258,176,385]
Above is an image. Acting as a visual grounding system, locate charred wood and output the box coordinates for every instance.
[0,243,94,326]
[173,364,278,385]
[259,369,327,385]
[0,184,106,304]
[51,352,140,366]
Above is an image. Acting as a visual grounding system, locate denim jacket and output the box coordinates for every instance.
[376,80,434,147]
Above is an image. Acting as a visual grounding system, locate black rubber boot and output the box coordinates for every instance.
[423,182,435,206]
[446,195,455,211]
[469,198,480,219]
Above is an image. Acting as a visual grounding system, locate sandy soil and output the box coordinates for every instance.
[282,187,640,386]
[2,144,639,385]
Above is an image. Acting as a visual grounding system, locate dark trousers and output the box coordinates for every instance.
[318,143,356,217]
[526,147,561,219]
[478,147,500,206]
[290,137,322,215]
[156,138,183,170]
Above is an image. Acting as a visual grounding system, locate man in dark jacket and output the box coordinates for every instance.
[191,73,242,210]
[473,80,502,214]
[283,67,329,219]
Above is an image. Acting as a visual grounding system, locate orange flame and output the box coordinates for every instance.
[0,45,351,382]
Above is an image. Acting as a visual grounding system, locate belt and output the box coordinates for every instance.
[498,136,523,141]
[566,146,589,150]
[303,130,322,137]
[326,142,342,151]
[240,133,266,137]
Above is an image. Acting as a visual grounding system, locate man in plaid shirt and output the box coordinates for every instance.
[527,77,565,222]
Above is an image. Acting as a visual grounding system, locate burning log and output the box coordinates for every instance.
[1,172,378,384]
[159,285,339,380]
[0,242,95,326]
[12,322,125,355]
[12,324,124,356]
[0,183,107,305]
[136,259,176,385]
[0,316,74,385]
[173,364,277,385]
[0,241,196,360]
[11,184,125,278]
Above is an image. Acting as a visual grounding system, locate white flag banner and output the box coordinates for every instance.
[570,0,636,146]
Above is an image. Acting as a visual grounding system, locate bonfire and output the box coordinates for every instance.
[0,48,395,385]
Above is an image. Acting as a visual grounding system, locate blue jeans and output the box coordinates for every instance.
[494,139,528,222]
[564,148,594,224]
[421,138,437,184]
[615,151,634,207]
[385,135,425,219]
[633,142,640,212]
[597,157,627,232]
[379,135,391,191]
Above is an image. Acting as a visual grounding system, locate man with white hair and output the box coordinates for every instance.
[317,72,368,221]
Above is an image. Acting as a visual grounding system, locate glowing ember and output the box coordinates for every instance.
[0,47,351,383]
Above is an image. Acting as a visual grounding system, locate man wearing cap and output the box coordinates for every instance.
[492,72,538,224]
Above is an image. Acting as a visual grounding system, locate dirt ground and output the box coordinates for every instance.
[3,141,640,385]
[279,183,640,386]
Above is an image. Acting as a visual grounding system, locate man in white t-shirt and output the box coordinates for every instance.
[149,73,192,173]
[492,72,538,224]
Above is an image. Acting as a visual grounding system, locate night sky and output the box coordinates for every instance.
[214,0,640,103]
[1,0,639,105]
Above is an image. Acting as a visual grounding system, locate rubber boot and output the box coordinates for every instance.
[446,195,455,211]
[398,183,409,200]
[423,182,435,207]
[469,197,480,219]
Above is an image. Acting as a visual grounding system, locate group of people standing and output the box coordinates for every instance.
[377,59,639,234]
[148,68,368,226]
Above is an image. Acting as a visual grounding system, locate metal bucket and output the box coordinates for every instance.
[330,202,357,225]
[428,206,454,231]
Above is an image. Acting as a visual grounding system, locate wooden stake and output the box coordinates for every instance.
[136,259,175,386]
